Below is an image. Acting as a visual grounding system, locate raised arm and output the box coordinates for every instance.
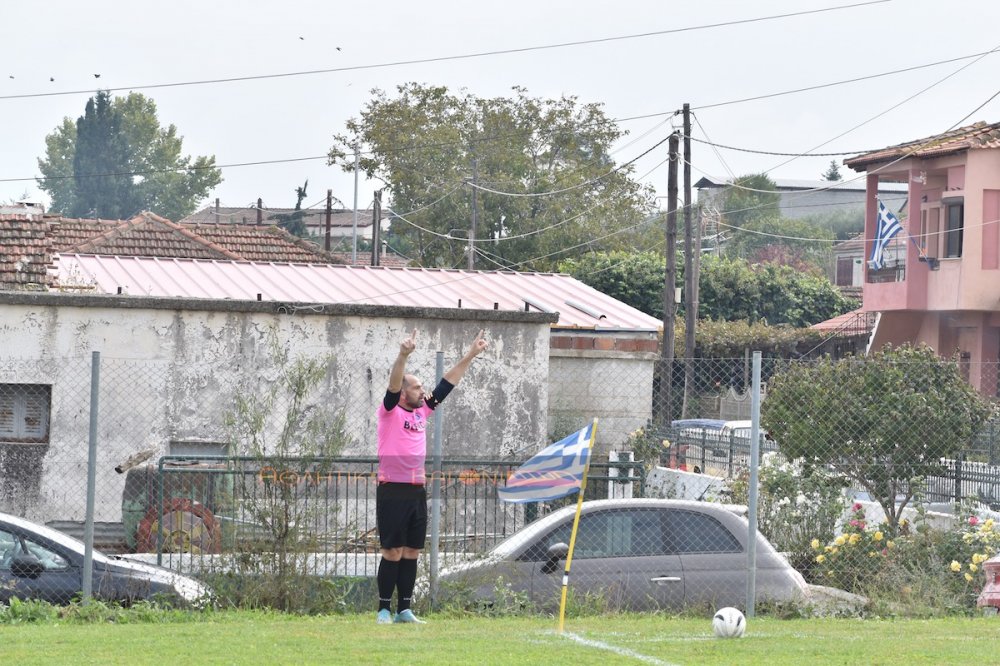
[388,329,417,392]
[443,330,488,386]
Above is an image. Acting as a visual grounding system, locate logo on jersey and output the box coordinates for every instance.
[403,412,427,432]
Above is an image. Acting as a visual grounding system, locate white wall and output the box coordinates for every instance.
[547,349,656,451]
[0,295,553,523]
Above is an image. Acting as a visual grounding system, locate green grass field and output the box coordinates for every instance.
[5,612,1000,665]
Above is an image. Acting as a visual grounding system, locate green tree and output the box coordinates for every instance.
[699,256,856,327]
[719,173,780,229]
[558,250,669,319]
[724,216,834,274]
[559,250,854,327]
[799,207,864,241]
[70,91,136,219]
[822,160,843,181]
[329,83,654,270]
[37,91,222,220]
[762,345,995,531]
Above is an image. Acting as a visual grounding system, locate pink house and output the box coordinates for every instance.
[845,121,1000,396]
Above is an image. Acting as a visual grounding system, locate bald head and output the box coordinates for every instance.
[400,374,425,409]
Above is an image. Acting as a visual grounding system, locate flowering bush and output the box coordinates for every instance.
[809,502,1000,613]
[937,515,1000,605]
[623,427,670,468]
[729,452,846,576]
[810,502,895,593]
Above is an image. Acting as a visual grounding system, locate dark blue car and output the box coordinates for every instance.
[0,512,210,606]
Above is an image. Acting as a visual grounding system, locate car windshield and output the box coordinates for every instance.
[490,507,576,557]
[3,516,109,563]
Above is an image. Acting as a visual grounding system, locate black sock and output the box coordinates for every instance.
[396,558,418,612]
[377,558,399,612]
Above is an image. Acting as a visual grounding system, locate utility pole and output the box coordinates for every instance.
[352,144,360,265]
[468,153,478,270]
[661,132,679,425]
[371,190,382,267]
[324,189,333,252]
[256,198,262,225]
[682,103,697,419]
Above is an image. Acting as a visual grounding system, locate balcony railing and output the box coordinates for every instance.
[867,263,905,283]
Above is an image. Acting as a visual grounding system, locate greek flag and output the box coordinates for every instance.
[499,422,594,503]
[868,198,902,271]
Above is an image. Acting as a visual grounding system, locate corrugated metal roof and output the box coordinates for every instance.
[56,254,663,332]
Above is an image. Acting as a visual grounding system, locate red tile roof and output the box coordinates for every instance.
[845,121,1000,170]
[0,215,52,289]
[0,211,408,290]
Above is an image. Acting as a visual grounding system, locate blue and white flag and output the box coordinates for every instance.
[868,198,903,271]
[499,422,595,503]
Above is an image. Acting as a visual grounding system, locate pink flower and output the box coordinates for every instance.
[852,503,863,511]
[850,520,860,528]
[969,516,980,526]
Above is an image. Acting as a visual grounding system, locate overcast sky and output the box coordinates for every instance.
[3,0,1000,219]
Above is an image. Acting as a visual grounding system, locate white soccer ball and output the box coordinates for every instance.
[712,607,746,638]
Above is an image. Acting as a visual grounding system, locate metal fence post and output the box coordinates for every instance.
[82,351,100,603]
[746,351,762,618]
[954,452,964,503]
[429,351,444,607]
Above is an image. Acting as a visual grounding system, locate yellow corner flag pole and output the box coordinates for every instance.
[557,418,598,634]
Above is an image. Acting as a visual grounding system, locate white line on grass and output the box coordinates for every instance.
[561,631,680,666]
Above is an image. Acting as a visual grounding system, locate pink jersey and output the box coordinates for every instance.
[376,402,435,484]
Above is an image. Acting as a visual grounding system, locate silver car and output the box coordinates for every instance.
[438,499,809,611]
[0,512,211,606]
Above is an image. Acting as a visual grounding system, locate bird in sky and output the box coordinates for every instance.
[336,46,342,51]
[94,73,101,78]
[50,77,54,82]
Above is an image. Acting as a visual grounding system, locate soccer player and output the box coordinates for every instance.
[375,328,488,624]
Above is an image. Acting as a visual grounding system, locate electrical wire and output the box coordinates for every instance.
[12,40,1000,190]
[690,47,1000,111]
[469,135,669,197]
[684,135,874,157]
[390,154,672,245]
[0,1,888,102]
[761,41,1000,174]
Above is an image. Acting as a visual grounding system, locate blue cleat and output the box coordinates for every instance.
[394,609,426,624]
[376,609,393,624]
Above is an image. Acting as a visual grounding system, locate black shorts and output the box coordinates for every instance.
[376,483,428,550]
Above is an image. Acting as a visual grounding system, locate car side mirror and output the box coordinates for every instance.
[541,542,570,574]
[11,554,44,579]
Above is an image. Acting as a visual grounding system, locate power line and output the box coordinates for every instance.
[690,47,1000,111]
[0,1,888,102]
[469,135,670,198]
[685,135,873,157]
[759,41,1000,174]
[15,48,1000,186]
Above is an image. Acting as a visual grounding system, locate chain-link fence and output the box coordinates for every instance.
[3,345,1000,616]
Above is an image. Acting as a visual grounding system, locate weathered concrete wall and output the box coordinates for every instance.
[547,346,657,453]
[0,293,555,523]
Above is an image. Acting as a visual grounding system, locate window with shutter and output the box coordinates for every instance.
[0,384,51,442]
